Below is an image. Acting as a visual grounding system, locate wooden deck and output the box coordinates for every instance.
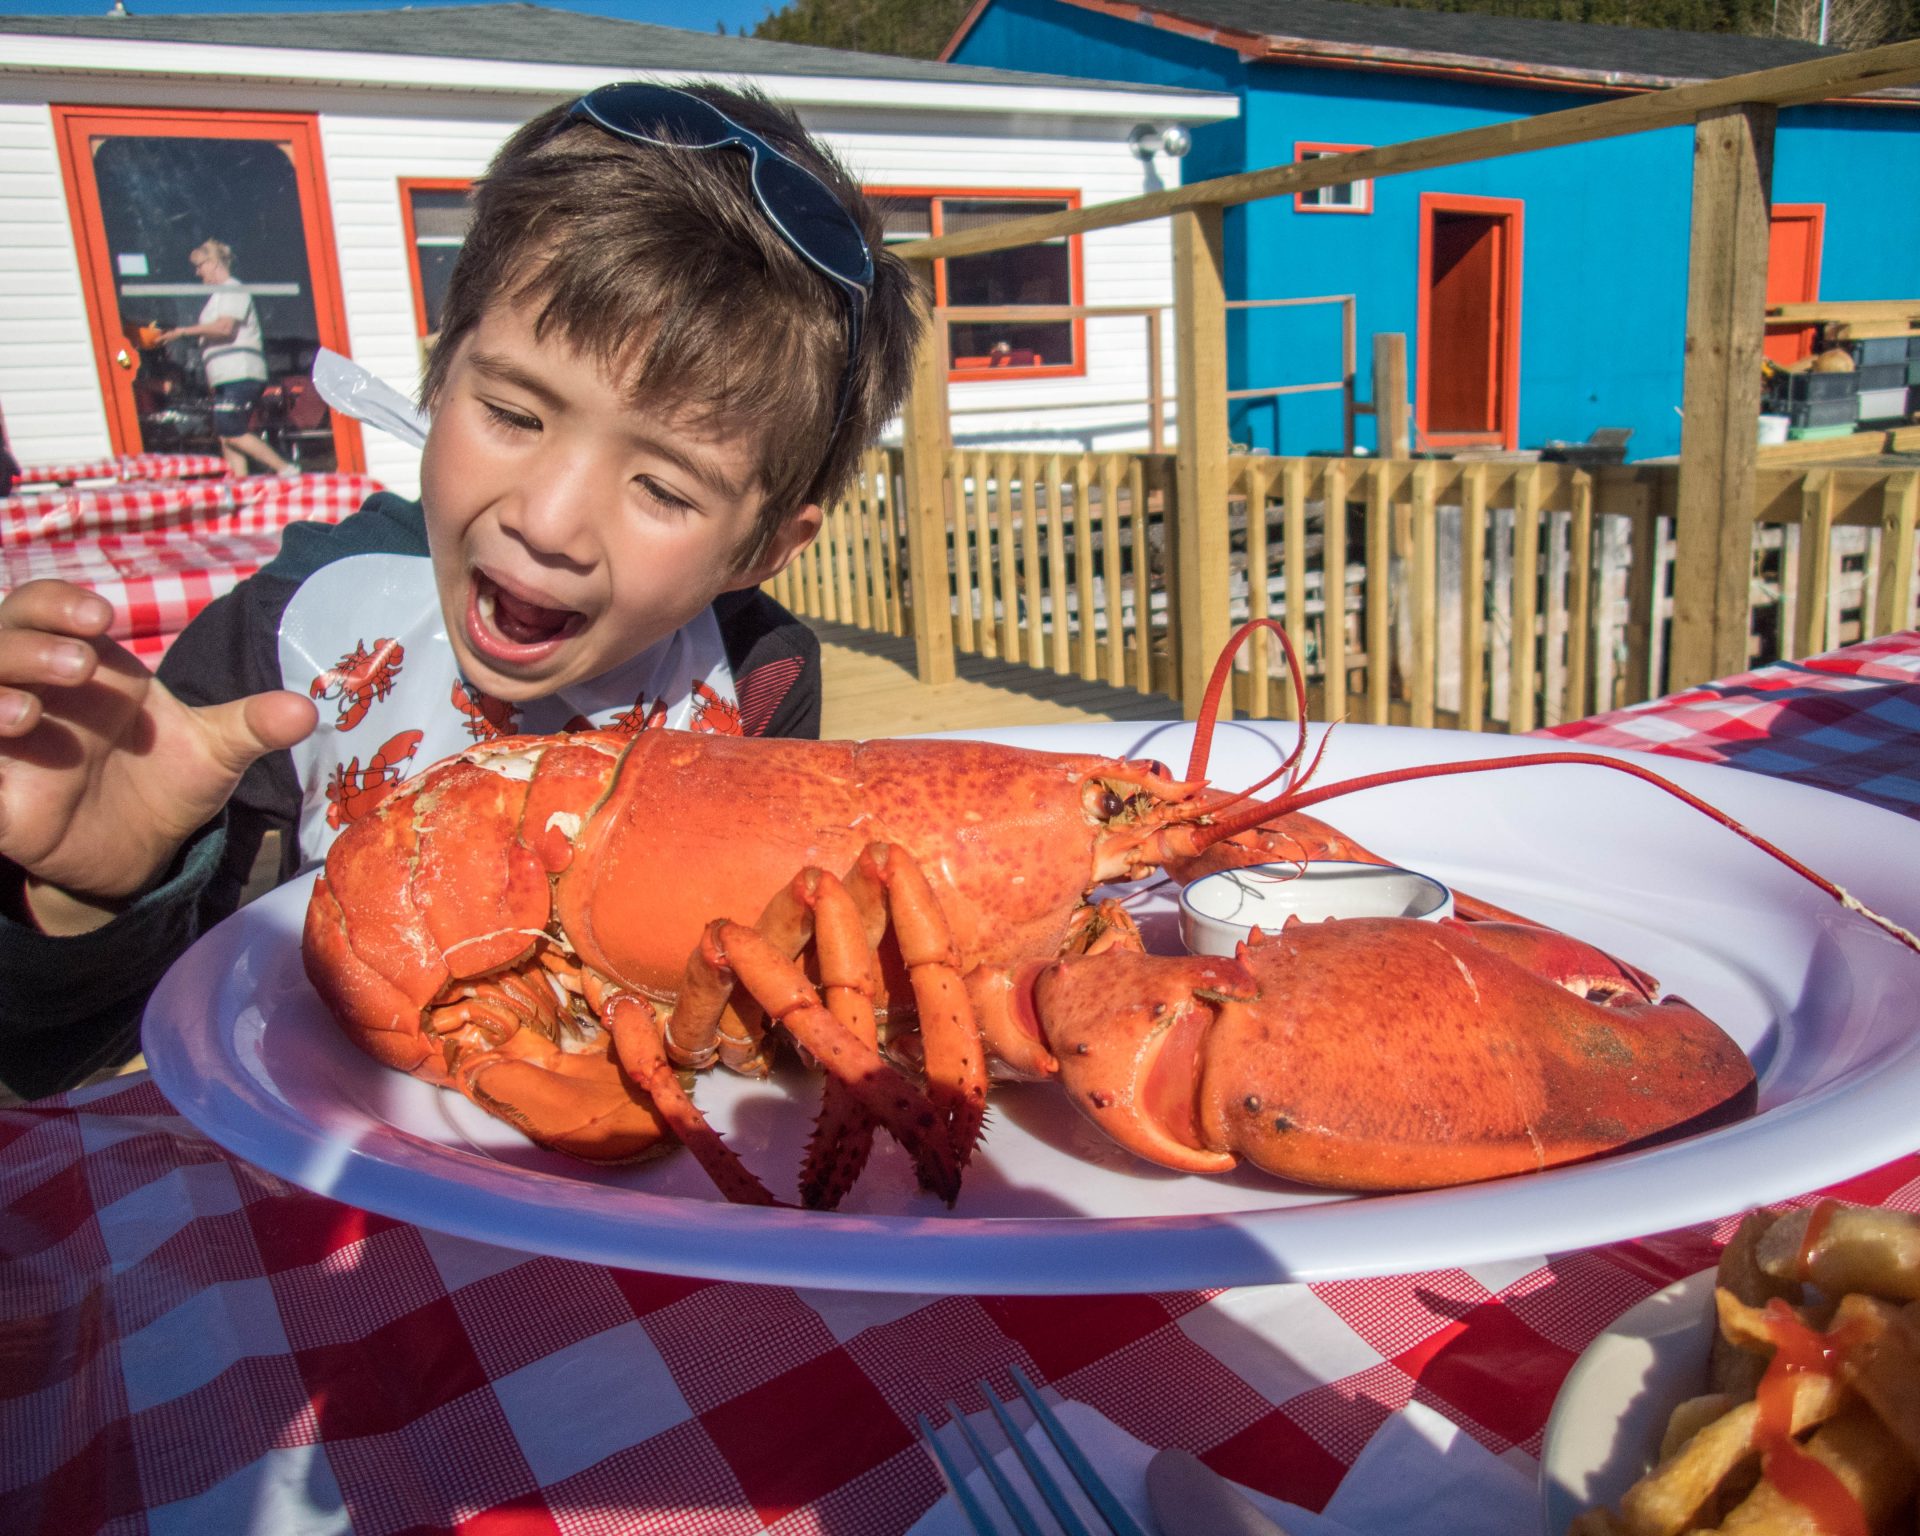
[809,617,1183,738]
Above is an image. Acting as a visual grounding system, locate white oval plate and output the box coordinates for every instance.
[144,722,1920,1292]
[1540,1269,1717,1534]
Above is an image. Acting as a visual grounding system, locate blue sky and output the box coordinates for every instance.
[0,0,785,33]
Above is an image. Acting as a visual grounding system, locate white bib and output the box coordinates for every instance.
[278,553,737,865]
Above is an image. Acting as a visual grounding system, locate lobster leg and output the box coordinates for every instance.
[603,981,780,1207]
[847,845,989,1171]
[692,918,962,1204]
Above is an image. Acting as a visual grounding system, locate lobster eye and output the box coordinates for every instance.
[1099,789,1127,820]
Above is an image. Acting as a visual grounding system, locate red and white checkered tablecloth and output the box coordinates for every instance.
[0,474,381,664]
[0,472,380,548]
[4,632,1919,1535]
[1541,629,1920,818]
[0,530,284,665]
[14,453,231,489]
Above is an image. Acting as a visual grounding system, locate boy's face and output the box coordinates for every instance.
[420,299,819,702]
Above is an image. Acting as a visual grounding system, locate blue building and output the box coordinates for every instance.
[946,0,1920,459]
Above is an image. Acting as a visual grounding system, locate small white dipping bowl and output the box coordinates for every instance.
[1178,860,1454,957]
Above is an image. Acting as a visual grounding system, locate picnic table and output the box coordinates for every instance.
[0,473,381,661]
[2,631,1917,1534]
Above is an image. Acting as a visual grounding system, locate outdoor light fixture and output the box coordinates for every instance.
[1128,123,1191,160]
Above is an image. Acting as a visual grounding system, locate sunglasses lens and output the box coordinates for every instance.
[581,84,734,149]
[749,155,874,287]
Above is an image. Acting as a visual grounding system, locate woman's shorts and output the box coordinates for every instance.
[210,379,265,437]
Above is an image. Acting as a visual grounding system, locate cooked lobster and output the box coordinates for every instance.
[301,623,1912,1208]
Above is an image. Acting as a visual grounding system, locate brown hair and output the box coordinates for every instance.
[422,83,924,572]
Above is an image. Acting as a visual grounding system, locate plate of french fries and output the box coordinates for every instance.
[1544,1200,1920,1535]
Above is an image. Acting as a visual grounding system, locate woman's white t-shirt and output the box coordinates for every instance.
[198,280,268,386]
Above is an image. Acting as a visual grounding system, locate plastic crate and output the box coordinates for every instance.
[1785,395,1861,428]
[1857,362,1908,391]
[1858,386,1909,421]
[1767,370,1857,404]
[1851,337,1909,367]
[1789,422,1857,441]
[1909,359,1920,386]
[1910,334,1920,359]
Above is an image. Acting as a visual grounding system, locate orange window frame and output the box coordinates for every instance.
[1294,143,1374,215]
[51,103,364,471]
[398,176,473,340]
[1415,192,1525,452]
[871,185,1087,383]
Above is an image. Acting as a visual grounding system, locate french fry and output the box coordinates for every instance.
[1620,1375,1846,1536]
[1715,1212,1799,1396]
[1708,1401,1919,1534]
[1758,1206,1920,1301]
[1663,1393,1738,1462]
[1831,1293,1920,1468]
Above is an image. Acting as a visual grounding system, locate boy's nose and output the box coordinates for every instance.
[499,466,597,566]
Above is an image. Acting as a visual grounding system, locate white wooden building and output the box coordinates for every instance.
[0,4,1235,495]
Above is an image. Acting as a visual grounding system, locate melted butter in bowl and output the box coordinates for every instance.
[1177,860,1454,956]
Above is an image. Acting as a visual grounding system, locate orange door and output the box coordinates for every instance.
[1417,195,1524,450]
[1765,205,1825,366]
[53,106,363,471]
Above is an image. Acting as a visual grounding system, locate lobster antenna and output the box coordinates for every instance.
[1192,751,1920,960]
[1185,618,1312,789]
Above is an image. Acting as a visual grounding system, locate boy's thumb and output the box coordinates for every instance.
[206,690,319,771]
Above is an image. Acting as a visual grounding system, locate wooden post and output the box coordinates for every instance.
[1670,104,1776,691]
[1172,206,1233,718]
[900,266,955,685]
[1373,333,1410,458]
[1793,470,1835,659]
[1873,472,1919,636]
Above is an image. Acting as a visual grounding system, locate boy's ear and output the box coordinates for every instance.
[729,503,823,590]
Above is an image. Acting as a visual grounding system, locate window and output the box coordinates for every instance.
[399,179,474,345]
[871,188,1084,378]
[1294,145,1373,215]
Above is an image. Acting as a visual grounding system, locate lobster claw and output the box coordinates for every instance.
[1029,917,1757,1193]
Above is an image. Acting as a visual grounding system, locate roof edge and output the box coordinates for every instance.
[965,0,1919,103]
[0,31,1239,119]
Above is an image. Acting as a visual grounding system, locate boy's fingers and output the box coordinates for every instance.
[0,580,115,639]
[0,688,42,736]
[202,691,319,773]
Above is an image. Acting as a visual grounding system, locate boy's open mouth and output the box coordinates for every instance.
[469,572,585,660]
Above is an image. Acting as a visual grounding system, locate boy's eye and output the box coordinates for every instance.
[482,400,541,433]
[636,476,697,516]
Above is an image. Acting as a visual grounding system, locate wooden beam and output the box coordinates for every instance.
[1767,299,1920,323]
[1670,104,1777,691]
[899,262,955,686]
[895,40,1920,264]
[1172,206,1233,717]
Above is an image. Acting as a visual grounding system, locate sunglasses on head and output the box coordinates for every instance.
[568,82,874,455]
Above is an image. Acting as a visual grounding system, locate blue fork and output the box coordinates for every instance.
[917,1363,1153,1536]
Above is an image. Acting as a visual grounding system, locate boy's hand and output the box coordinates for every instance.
[0,579,317,911]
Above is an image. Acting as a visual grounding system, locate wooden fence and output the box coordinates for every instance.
[770,447,1920,732]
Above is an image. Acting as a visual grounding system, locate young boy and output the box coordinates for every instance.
[0,82,923,1099]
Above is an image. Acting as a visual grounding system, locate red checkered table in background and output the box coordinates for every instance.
[13,453,231,489]
[2,632,1917,1535]
[0,474,381,663]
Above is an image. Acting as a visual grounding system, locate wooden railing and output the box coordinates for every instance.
[876,38,1920,714]
[772,448,1920,730]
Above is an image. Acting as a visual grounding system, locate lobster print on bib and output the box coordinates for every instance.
[279,553,737,862]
